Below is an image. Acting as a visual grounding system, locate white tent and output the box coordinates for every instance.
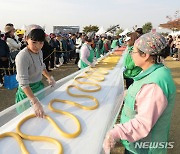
[119,28,130,36]
[96,26,106,36]
[169,31,180,36]
[106,32,113,36]
[21,25,26,30]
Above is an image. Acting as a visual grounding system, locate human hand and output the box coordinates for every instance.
[47,76,56,87]
[122,66,126,72]
[93,57,97,62]
[103,131,116,154]
[30,97,45,118]
[90,63,95,68]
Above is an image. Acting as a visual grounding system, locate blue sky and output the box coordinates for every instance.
[0,0,179,33]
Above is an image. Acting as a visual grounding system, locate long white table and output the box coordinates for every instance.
[0,54,124,154]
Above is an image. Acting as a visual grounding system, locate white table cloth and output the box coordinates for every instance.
[0,54,124,154]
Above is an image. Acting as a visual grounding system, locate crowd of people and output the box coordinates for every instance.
[167,34,180,61]
[0,23,125,88]
[0,23,124,118]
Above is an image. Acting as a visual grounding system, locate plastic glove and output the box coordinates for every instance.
[103,131,116,154]
[100,54,104,57]
[90,62,95,68]
[122,66,126,72]
[93,57,97,62]
[30,97,45,118]
[47,76,56,87]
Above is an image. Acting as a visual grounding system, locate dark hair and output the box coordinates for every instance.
[4,31,15,41]
[127,32,139,46]
[158,46,170,59]
[138,46,170,63]
[136,28,143,35]
[27,29,45,42]
[84,36,92,42]
[6,23,14,27]
[78,33,82,37]
[107,36,112,40]
[0,34,4,38]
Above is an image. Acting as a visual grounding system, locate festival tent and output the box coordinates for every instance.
[21,25,26,30]
[169,31,180,36]
[119,28,130,36]
[96,26,106,36]
[106,32,113,36]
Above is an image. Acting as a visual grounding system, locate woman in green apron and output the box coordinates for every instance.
[95,33,107,59]
[123,32,142,88]
[15,25,56,118]
[103,32,176,154]
[79,35,95,69]
[111,36,119,49]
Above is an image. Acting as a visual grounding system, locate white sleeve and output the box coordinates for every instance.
[80,45,91,65]
[76,38,82,48]
[7,38,21,50]
[15,53,30,88]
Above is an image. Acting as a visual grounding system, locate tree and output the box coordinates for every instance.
[106,25,122,36]
[142,22,153,34]
[106,25,119,32]
[166,10,180,22]
[83,25,99,33]
[174,10,180,19]
[160,32,169,37]
[116,28,124,36]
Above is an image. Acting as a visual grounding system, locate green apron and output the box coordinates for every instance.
[15,81,44,114]
[100,42,105,55]
[121,64,176,154]
[95,40,103,58]
[80,44,94,69]
[95,48,100,59]
[123,46,142,78]
[111,40,118,49]
[95,46,104,58]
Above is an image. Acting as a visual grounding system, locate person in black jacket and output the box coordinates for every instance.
[42,39,52,72]
[49,33,57,69]
[0,39,10,87]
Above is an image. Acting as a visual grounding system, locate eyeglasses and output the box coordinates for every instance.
[130,51,139,54]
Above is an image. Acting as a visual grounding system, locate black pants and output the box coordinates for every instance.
[75,53,79,64]
[55,52,62,65]
[125,78,134,89]
[44,58,50,71]
[49,52,55,68]
[0,59,9,83]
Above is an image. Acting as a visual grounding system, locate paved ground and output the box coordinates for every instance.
[0,57,179,154]
[0,60,79,111]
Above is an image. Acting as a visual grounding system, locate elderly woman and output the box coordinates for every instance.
[103,32,176,154]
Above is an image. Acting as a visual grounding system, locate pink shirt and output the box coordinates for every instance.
[110,83,168,142]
